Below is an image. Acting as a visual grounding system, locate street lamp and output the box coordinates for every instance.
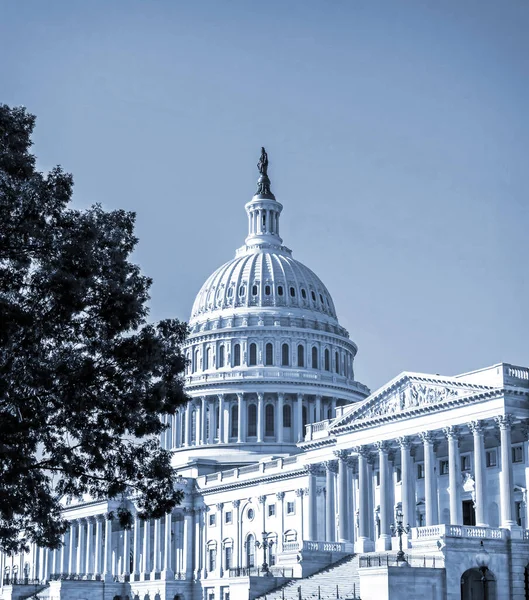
[475,540,490,600]
[255,532,274,575]
[390,509,411,564]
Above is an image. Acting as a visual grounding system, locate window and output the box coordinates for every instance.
[239,285,245,297]
[205,347,210,370]
[417,463,424,479]
[335,351,339,374]
[265,343,273,365]
[287,501,295,515]
[249,343,257,366]
[290,286,296,297]
[209,514,216,526]
[230,405,238,438]
[324,349,330,371]
[191,410,197,444]
[218,345,225,368]
[265,284,271,296]
[265,404,275,437]
[395,467,402,483]
[208,548,216,571]
[247,404,257,437]
[252,284,258,296]
[283,404,292,427]
[268,504,276,517]
[319,294,324,304]
[282,343,289,366]
[246,535,255,567]
[375,471,380,486]
[302,406,308,429]
[297,344,304,367]
[311,291,316,301]
[512,445,524,463]
[440,460,449,475]
[301,289,307,299]
[312,347,318,369]
[193,349,199,373]
[277,285,284,296]
[247,508,255,521]
[461,455,471,472]
[225,546,232,570]
[227,287,233,298]
[225,512,232,524]
[515,501,523,527]
[233,344,241,366]
[486,449,497,468]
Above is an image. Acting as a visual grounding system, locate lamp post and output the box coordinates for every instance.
[475,540,490,600]
[255,532,274,575]
[390,509,411,563]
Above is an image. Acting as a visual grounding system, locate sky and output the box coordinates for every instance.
[1,0,528,390]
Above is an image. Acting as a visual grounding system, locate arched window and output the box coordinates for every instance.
[231,405,238,438]
[312,347,318,369]
[246,534,255,567]
[193,349,199,373]
[277,285,284,296]
[218,345,225,368]
[234,343,241,366]
[283,404,292,427]
[265,284,271,296]
[265,404,274,437]
[301,289,307,299]
[249,343,257,366]
[252,284,258,296]
[215,404,220,439]
[204,347,210,370]
[335,351,340,374]
[282,343,289,366]
[302,406,308,429]
[206,407,211,440]
[191,410,197,445]
[343,355,346,377]
[248,404,257,437]
[324,349,330,371]
[297,344,304,367]
[290,287,296,297]
[265,343,274,366]
[181,414,186,443]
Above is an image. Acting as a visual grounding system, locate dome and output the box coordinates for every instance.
[190,248,338,322]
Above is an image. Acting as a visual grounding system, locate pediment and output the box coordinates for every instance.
[331,373,498,431]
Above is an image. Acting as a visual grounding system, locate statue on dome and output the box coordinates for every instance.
[257,147,269,176]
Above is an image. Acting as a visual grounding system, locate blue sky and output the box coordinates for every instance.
[1,0,528,389]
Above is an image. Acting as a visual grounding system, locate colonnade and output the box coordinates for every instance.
[162,393,339,449]
[304,414,521,552]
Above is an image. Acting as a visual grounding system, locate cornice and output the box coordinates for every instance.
[197,468,306,495]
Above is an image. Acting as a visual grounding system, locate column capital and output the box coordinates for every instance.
[324,460,339,473]
[217,393,225,401]
[495,414,515,430]
[297,392,303,401]
[257,495,266,504]
[397,436,412,448]
[352,446,370,459]
[216,503,224,511]
[233,500,241,508]
[257,392,264,401]
[278,392,284,401]
[443,425,461,440]
[295,488,304,497]
[419,431,436,445]
[304,463,320,475]
[346,456,358,473]
[333,449,350,461]
[468,420,485,435]
[276,491,285,501]
[375,441,390,454]
[237,393,244,401]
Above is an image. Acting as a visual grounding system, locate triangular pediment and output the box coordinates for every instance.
[331,372,498,431]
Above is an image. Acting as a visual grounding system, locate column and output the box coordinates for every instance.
[68,522,77,575]
[297,393,303,442]
[237,393,245,443]
[141,519,151,579]
[469,421,488,526]
[347,457,357,544]
[121,525,130,577]
[193,509,202,579]
[76,520,85,576]
[305,466,318,541]
[208,400,215,444]
[162,512,173,578]
[103,515,112,582]
[325,461,338,541]
[296,489,305,540]
[184,403,192,447]
[59,533,68,575]
[85,518,93,576]
[217,503,224,576]
[315,395,322,422]
[276,492,285,552]
[335,450,350,542]
[398,437,414,530]
[376,442,391,550]
[201,396,207,444]
[257,392,264,443]
[419,432,437,526]
[496,414,516,528]
[132,514,141,580]
[355,447,373,552]
[182,509,193,577]
[277,393,284,443]
[218,394,225,444]
[94,517,103,576]
[233,501,241,568]
[152,518,161,575]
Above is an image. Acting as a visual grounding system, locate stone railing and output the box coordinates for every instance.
[412,525,506,541]
[304,420,331,441]
[282,541,300,552]
[505,364,529,387]
[301,541,346,553]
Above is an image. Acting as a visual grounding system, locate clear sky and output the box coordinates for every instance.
[1,0,528,390]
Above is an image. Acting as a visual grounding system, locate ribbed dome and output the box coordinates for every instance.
[190,248,337,320]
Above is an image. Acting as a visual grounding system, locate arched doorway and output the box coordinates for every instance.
[460,568,497,600]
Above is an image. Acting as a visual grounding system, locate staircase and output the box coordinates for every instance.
[256,555,361,600]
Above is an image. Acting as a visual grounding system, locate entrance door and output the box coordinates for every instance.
[462,500,476,526]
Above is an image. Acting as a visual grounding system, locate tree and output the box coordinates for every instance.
[0,105,189,555]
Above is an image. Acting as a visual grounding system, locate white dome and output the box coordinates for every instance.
[190,248,338,322]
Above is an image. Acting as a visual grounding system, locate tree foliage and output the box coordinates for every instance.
[0,105,189,554]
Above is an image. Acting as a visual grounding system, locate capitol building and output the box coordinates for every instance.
[2,152,529,600]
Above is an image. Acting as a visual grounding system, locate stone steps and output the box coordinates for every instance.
[256,555,361,600]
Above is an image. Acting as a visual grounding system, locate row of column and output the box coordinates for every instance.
[163,394,338,449]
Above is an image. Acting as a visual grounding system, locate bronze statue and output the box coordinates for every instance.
[257,147,268,176]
